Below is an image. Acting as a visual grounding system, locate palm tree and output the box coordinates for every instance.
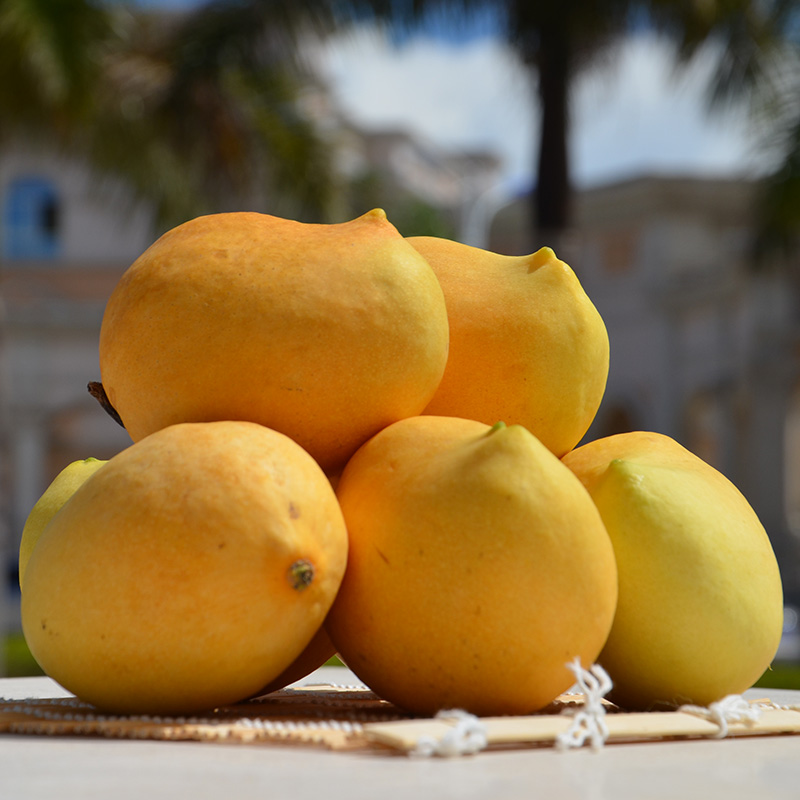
[645,0,800,256]
[503,1,632,243]
[0,0,111,139]
[80,1,341,227]
[339,0,799,248]
[4,0,795,239]
[345,0,634,244]
[0,0,341,228]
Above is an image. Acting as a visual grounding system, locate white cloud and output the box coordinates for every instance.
[317,26,765,194]
[315,26,535,191]
[573,34,763,187]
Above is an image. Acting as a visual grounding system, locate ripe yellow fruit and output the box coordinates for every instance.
[326,416,618,716]
[21,421,348,715]
[406,236,609,457]
[99,209,449,474]
[562,431,784,710]
[18,457,107,588]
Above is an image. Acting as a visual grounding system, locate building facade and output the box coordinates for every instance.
[0,144,152,628]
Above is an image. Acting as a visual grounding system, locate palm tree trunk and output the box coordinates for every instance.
[534,22,572,244]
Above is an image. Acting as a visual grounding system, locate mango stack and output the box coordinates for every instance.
[19,208,783,716]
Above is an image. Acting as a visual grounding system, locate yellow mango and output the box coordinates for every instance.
[407,236,608,457]
[563,431,784,710]
[99,210,449,474]
[326,417,618,716]
[22,421,348,715]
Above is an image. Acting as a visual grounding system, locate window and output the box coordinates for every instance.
[2,176,61,260]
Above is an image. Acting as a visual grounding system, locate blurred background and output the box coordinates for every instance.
[2,0,800,682]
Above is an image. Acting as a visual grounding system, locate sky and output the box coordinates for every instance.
[127,1,769,197]
[315,24,766,197]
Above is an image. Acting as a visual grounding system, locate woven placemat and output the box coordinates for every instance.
[3,682,800,756]
[0,683,398,752]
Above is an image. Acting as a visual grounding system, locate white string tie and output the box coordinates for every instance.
[679,694,761,738]
[555,658,613,752]
[411,709,488,758]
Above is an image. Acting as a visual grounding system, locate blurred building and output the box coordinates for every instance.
[352,128,501,237]
[298,79,503,240]
[0,144,150,559]
[492,175,800,602]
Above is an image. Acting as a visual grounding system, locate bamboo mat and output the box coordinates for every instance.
[3,682,800,756]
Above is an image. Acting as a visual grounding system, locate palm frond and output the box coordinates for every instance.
[0,0,111,137]
[74,0,340,227]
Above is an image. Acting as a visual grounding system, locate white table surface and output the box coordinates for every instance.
[2,667,800,800]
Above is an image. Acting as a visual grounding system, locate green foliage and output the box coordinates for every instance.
[389,197,457,239]
[754,661,800,691]
[3,632,44,678]
[4,0,800,254]
[0,0,339,228]
[78,2,339,229]
[0,0,111,137]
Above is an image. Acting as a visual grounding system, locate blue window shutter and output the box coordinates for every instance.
[2,177,61,260]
